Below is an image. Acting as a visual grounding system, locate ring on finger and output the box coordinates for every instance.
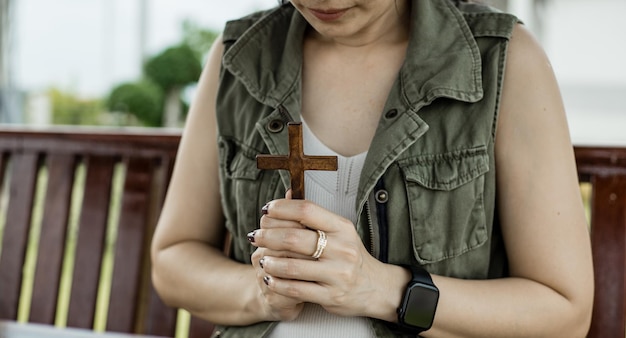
[312,230,327,259]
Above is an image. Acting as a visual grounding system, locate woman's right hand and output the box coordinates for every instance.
[251,247,305,321]
[250,189,307,321]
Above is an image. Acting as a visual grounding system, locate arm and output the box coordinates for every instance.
[150,36,284,325]
[419,23,594,337]
[252,24,594,337]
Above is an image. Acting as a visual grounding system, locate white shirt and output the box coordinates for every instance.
[268,119,375,338]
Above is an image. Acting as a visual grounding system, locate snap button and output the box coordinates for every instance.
[267,119,284,133]
[384,109,398,119]
[375,189,389,204]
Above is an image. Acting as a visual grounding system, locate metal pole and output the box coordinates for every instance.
[509,0,534,28]
[138,0,149,72]
[0,0,16,123]
[509,0,548,42]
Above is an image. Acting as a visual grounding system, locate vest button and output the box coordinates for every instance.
[267,119,284,133]
[375,189,389,204]
[385,109,398,119]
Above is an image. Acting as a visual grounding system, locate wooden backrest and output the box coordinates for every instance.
[574,146,626,338]
[0,127,213,337]
[0,127,624,337]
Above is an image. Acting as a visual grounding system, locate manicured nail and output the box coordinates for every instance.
[247,230,256,243]
[261,203,269,215]
[263,276,271,286]
[259,258,265,269]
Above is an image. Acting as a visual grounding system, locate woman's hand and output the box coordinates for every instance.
[250,247,305,321]
[248,193,408,321]
[249,190,306,321]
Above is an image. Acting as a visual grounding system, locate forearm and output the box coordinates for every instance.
[359,264,588,337]
[152,241,265,326]
[423,276,592,338]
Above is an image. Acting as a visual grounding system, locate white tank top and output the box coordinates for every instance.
[268,119,375,338]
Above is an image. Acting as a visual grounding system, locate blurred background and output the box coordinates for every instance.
[0,0,624,144]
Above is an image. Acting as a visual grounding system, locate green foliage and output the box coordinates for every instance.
[144,44,202,91]
[182,20,219,61]
[107,81,164,127]
[106,21,216,127]
[49,88,103,125]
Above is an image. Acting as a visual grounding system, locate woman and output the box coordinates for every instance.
[151,0,594,337]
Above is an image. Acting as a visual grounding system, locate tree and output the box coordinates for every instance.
[49,88,103,125]
[182,20,219,62]
[106,22,218,128]
[144,44,201,127]
[107,81,163,127]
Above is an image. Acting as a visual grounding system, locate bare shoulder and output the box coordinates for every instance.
[501,23,561,109]
[497,23,571,158]
[152,34,227,252]
[496,23,576,210]
[495,23,593,302]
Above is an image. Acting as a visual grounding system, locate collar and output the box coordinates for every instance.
[222,0,484,110]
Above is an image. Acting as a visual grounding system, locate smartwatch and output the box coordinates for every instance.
[396,264,439,335]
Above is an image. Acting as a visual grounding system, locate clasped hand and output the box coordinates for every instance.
[248,192,382,322]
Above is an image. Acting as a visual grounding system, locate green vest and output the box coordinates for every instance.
[213,1,518,337]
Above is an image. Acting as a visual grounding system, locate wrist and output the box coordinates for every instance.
[366,263,412,322]
[242,269,275,324]
[393,264,440,335]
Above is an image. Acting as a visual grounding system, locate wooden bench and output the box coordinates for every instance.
[0,126,624,337]
[574,146,626,337]
[0,127,212,337]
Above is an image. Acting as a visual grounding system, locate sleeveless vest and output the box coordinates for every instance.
[213,1,518,337]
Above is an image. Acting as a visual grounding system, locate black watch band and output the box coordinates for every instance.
[394,264,439,335]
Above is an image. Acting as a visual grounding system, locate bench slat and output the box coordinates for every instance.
[0,152,7,200]
[67,155,116,329]
[588,174,626,337]
[142,155,178,337]
[143,288,177,337]
[107,157,155,333]
[189,317,215,338]
[0,152,39,320]
[30,154,77,324]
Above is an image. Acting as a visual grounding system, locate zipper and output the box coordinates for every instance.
[374,178,389,264]
[363,177,389,262]
[365,200,376,256]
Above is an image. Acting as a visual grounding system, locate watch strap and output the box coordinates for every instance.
[393,264,439,335]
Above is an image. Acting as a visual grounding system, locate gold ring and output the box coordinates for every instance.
[312,230,327,259]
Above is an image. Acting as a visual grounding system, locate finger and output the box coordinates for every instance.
[260,256,338,284]
[285,189,292,199]
[249,227,321,257]
[260,214,306,230]
[263,199,351,233]
[263,273,327,304]
[258,278,305,321]
[256,248,313,262]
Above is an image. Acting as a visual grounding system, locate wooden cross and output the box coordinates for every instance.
[256,122,338,200]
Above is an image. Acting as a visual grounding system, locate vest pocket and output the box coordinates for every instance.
[399,146,490,264]
[218,137,263,262]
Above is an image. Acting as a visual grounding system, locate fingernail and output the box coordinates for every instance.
[261,203,269,215]
[259,258,265,269]
[263,276,271,286]
[247,230,256,243]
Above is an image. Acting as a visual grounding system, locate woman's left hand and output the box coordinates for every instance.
[248,197,409,321]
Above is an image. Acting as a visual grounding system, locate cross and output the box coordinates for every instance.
[256,122,338,200]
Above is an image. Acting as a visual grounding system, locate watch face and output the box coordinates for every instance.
[404,283,439,329]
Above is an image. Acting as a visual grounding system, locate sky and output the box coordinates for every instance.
[12,0,278,96]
